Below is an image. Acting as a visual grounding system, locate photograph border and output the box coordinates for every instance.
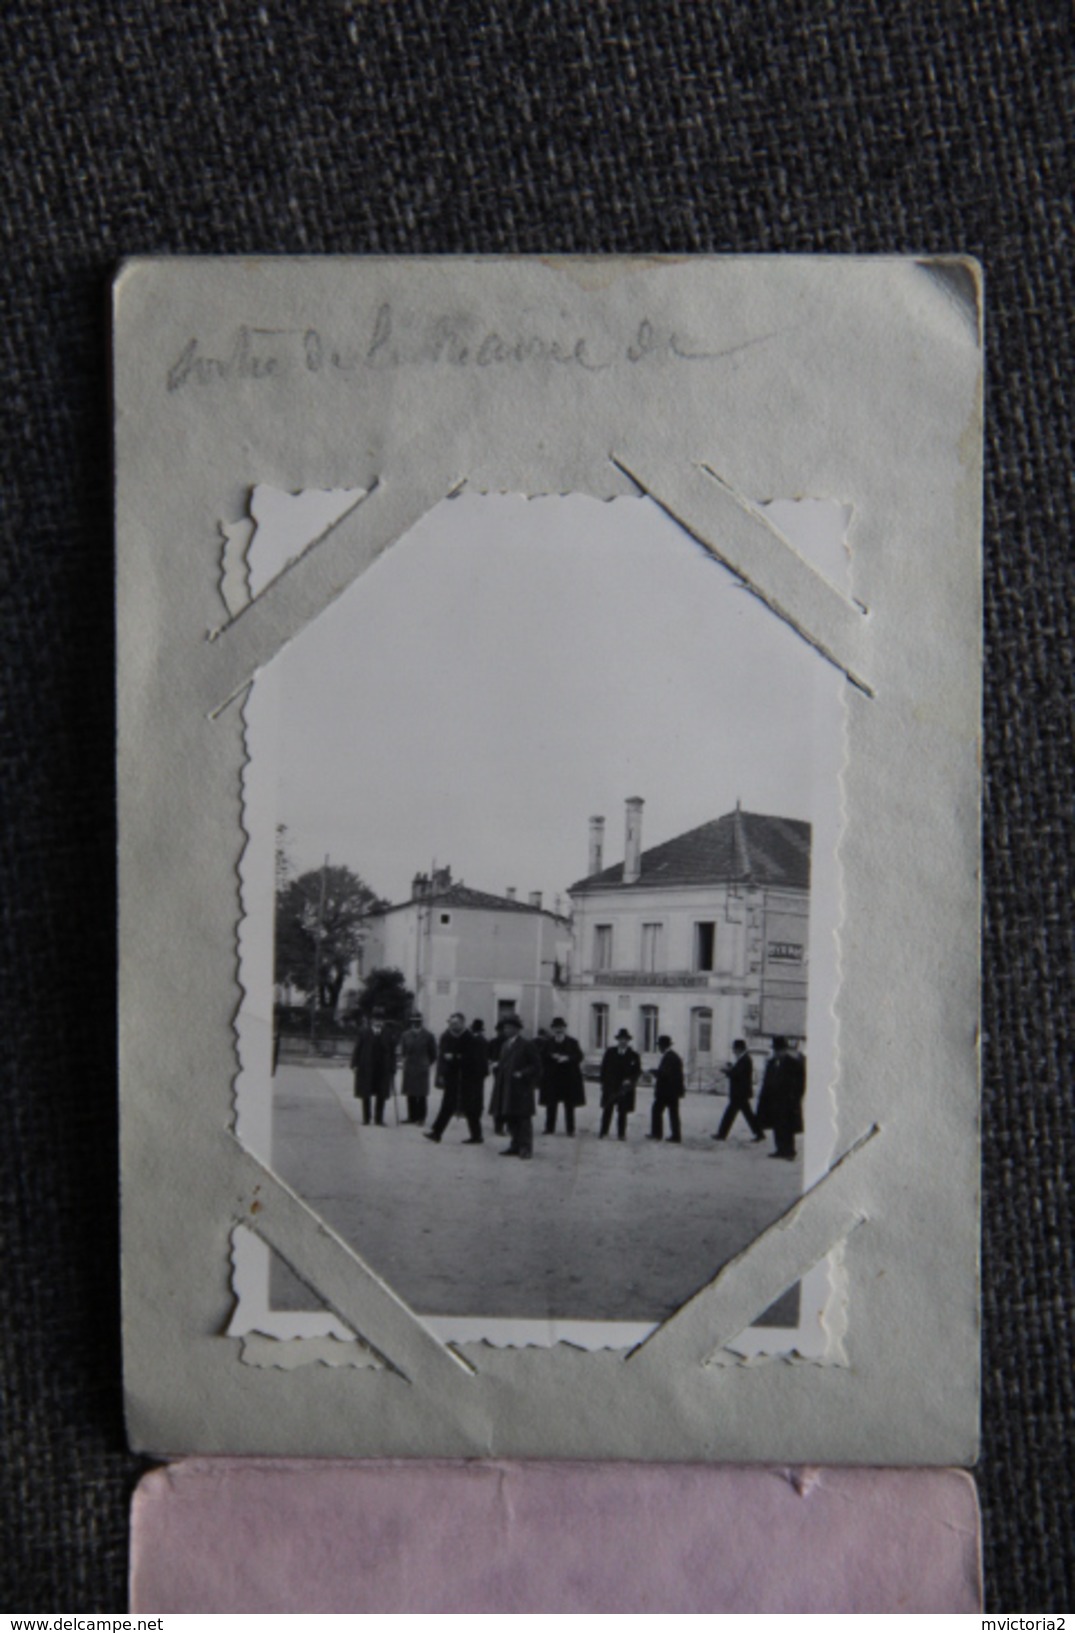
[235,489,847,1355]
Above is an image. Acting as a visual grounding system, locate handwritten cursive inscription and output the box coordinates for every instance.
[166,326,287,392]
[166,304,777,392]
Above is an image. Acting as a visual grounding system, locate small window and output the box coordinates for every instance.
[640,1004,660,1053]
[594,924,613,971]
[640,922,663,972]
[439,912,452,925]
[694,922,715,972]
[591,1003,609,1050]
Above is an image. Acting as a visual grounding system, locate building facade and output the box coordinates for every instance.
[362,867,573,1038]
[566,801,811,1083]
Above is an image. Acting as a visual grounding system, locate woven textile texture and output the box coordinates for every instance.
[1,0,1071,1611]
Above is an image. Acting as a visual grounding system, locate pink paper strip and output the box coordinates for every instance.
[131,1459,981,1613]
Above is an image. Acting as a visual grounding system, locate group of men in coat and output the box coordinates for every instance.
[714,1034,808,1160]
[351,1007,807,1160]
[350,1008,583,1160]
[593,1028,806,1157]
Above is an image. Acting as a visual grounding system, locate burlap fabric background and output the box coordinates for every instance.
[2,1,1071,1611]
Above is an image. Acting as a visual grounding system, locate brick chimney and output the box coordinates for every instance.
[529,891,543,908]
[505,886,516,900]
[588,815,605,875]
[623,797,644,884]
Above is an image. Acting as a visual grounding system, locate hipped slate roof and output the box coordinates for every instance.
[380,881,565,919]
[569,809,811,894]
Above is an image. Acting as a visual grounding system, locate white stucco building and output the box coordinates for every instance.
[362,867,574,1037]
[565,800,811,1083]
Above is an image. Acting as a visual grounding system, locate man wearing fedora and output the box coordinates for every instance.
[713,1037,764,1143]
[492,1011,543,1159]
[426,1011,485,1145]
[599,1028,642,1140]
[539,1016,586,1136]
[756,1035,806,1160]
[648,1033,685,1143]
[398,1010,437,1125]
[486,1015,511,1135]
[350,1006,397,1127]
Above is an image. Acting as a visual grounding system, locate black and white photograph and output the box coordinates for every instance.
[236,489,844,1351]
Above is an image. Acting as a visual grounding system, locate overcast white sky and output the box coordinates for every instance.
[261,492,847,906]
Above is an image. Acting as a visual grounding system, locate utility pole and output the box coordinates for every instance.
[309,854,329,1048]
[421,862,431,1012]
[417,855,435,1018]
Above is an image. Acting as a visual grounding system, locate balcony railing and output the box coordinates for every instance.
[570,968,718,989]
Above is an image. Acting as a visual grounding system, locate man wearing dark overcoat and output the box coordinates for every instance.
[599,1028,642,1140]
[350,1008,396,1126]
[486,1016,510,1134]
[398,1010,437,1125]
[425,1012,484,1145]
[469,1018,491,1114]
[494,1011,542,1158]
[459,1019,489,1135]
[784,1041,807,1151]
[647,1033,685,1142]
[756,1035,806,1160]
[713,1038,764,1143]
[539,1016,585,1136]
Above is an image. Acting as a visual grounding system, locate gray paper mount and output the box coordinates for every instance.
[115,256,981,1462]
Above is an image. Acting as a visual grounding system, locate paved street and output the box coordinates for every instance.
[271,1063,802,1326]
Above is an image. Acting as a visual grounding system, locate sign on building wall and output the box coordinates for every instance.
[760,992,808,1038]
